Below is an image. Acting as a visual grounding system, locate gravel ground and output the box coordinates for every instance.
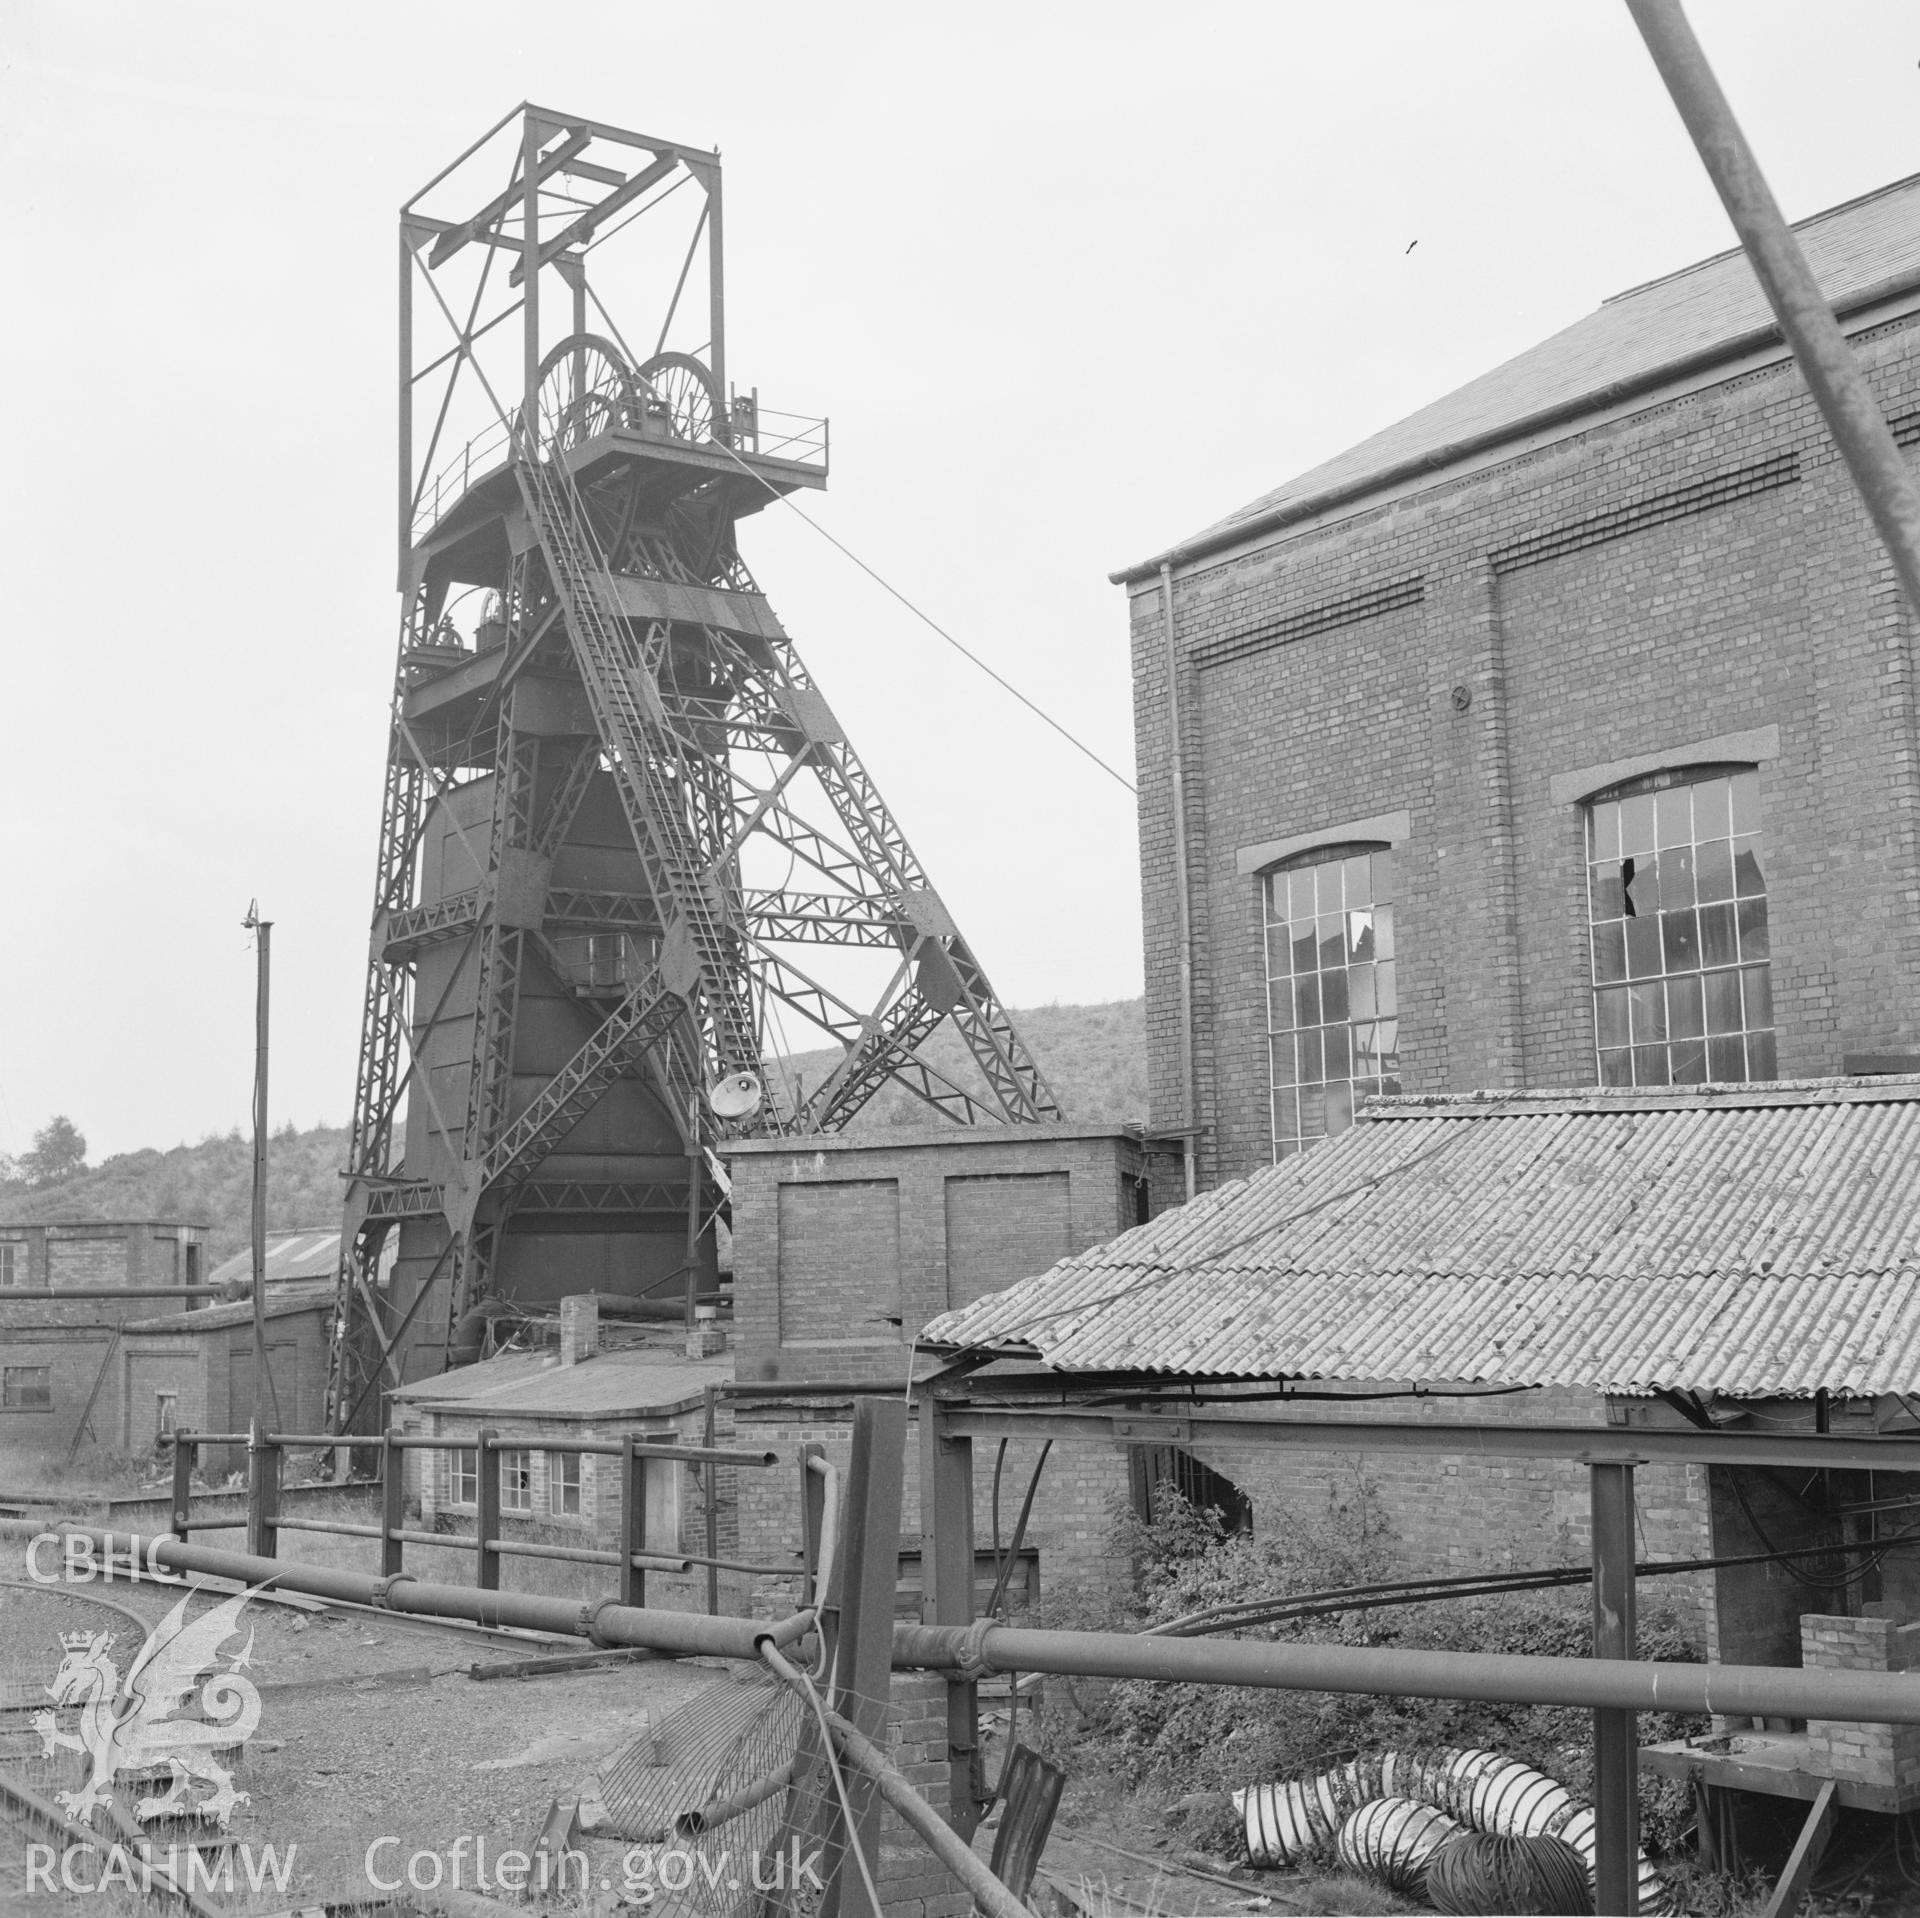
[0,1539,742,1914]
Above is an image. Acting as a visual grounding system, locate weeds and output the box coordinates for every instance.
[1031,1489,1707,1858]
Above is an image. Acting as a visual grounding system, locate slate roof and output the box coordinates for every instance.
[388,1343,732,1421]
[920,1079,1920,1398]
[1118,172,1920,581]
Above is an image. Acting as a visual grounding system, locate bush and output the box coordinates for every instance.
[1032,1490,1706,1857]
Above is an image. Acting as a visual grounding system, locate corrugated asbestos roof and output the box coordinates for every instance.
[1128,172,1920,577]
[920,1079,1920,1397]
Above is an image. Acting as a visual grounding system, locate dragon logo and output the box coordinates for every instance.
[33,1584,268,1828]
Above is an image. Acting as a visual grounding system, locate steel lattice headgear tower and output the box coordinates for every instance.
[326,106,1060,1430]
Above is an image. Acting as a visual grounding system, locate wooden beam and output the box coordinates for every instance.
[1761,1777,1836,1918]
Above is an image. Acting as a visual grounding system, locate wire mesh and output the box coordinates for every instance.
[588,1665,847,1918]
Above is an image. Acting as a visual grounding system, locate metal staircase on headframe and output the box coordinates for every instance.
[324,106,1059,1433]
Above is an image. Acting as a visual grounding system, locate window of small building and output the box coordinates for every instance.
[1264,844,1399,1158]
[0,1241,22,1286]
[451,1447,478,1506]
[549,1451,582,1518]
[155,1393,178,1441]
[3,1366,52,1410]
[501,1448,533,1512]
[1586,767,1777,1086]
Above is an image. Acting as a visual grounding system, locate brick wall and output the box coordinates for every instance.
[1803,1610,1920,1788]
[874,1672,969,1918]
[735,1387,1713,1635]
[724,1128,1145,1386]
[1131,318,1920,1190]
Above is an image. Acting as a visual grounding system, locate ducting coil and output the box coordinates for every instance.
[1333,1797,1464,1900]
[1234,1746,1670,1913]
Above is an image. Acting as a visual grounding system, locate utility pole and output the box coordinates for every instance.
[243,902,272,1436]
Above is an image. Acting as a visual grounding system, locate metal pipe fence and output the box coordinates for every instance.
[159,1426,789,1615]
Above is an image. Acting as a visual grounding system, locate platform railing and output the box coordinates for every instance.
[162,1426,791,1616]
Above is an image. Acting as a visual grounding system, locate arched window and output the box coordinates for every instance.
[1586,767,1776,1086]
[1263,844,1398,1159]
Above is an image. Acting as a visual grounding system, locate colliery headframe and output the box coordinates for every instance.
[326,104,1061,1431]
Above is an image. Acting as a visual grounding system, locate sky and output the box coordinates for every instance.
[3,1,1919,1163]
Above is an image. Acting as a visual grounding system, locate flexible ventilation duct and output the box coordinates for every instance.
[1334,1797,1465,1900]
[1236,1747,1669,1913]
[1425,1831,1593,1915]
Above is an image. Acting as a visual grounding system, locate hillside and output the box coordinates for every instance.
[0,1125,350,1266]
[771,995,1147,1131]
[0,997,1148,1255]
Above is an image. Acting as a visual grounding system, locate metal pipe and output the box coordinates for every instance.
[1160,559,1197,1204]
[244,908,272,1441]
[889,1620,1920,1726]
[1590,1462,1639,1915]
[47,1525,806,1662]
[1625,0,1920,617]
[2,1288,228,1300]
[808,1454,841,1616]
[761,1644,1035,1918]
[931,1404,1920,1473]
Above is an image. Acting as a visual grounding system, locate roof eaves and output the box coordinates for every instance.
[1110,262,1920,588]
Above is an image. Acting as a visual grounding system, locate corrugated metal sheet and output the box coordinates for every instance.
[920,1080,1920,1397]
[1142,172,1920,566]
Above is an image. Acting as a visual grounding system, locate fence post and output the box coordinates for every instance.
[170,1433,194,1541]
[921,1394,982,1837]
[476,1427,501,1592]
[621,1433,645,1608]
[381,1428,405,1579]
[820,1397,906,1918]
[703,1384,720,1616]
[246,1432,280,1560]
[1591,1460,1639,1915]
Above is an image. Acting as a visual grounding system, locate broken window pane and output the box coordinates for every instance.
[1263,842,1397,1160]
[1586,768,1773,1089]
[1695,838,1734,903]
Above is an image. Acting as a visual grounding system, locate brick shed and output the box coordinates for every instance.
[120,1284,334,1472]
[387,1300,738,1607]
[0,1218,209,1459]
[721,1125,1147,1607]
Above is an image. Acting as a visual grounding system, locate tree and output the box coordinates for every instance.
[21,1116,87,1186]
